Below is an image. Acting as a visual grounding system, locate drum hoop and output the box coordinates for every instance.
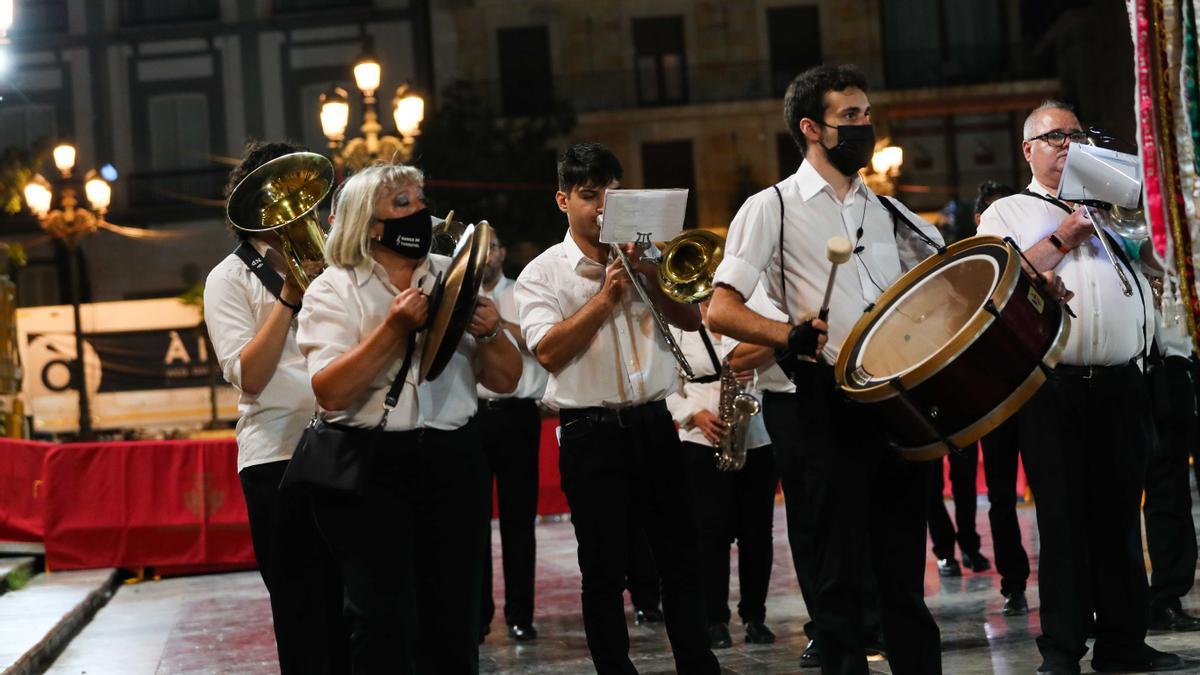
[835,236,1020,402]
[891,309,1070,458]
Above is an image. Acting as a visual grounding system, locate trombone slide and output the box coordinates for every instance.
[611,244,696,380]
[1081,206,1134,297]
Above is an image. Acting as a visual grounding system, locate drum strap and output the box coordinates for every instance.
[234,241,287,301]
[772,184,788,322]
[879,196,945,254]
[1018,189,1148,361]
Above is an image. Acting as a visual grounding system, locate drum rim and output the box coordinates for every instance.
[834,235,1019,402]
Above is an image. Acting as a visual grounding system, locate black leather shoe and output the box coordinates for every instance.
[1150,604,1200,632]
[708,622,732,649]
[634,607,663,624]
[508,623,538,641]
[799,639,820,668]
[961,550,992,572]
[865,641,887,661]
[744,621,775,644]
[1002,593,1029,616]
[479,623,490,644]
[937,557,962,577]
[1092,645,1183,672]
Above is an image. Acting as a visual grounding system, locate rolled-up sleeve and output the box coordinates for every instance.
[712,191,779,301]
[514,266,562,353]
[203,267,254,391]
[296,275,358,380]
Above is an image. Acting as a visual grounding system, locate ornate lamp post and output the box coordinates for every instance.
[21,141,112,439]
[319,49,426,173]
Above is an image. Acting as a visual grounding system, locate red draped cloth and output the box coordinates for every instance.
[0,439,51,542]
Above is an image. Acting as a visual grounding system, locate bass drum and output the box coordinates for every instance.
[834,235,1071,460]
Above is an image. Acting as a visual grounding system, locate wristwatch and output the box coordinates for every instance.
[1048,233,1070,255]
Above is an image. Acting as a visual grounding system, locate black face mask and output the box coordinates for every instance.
[378,208,432,259]
[817,122,876,177]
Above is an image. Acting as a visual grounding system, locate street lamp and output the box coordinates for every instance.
[319,49,425,173]
[20,141,112,439]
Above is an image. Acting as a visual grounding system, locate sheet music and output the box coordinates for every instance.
[598,189,690,244]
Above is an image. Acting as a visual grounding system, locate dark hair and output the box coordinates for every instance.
[223,140,306,240]
[557,142,623,194]
[974,180,1016,216]
[783,65,869,153]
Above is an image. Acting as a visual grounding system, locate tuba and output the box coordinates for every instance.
[226,152,334,289]
[713,356,761,472]
[609,228,725,380]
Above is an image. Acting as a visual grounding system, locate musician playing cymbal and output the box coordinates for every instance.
[977,101,1178,675]
[707,65,945,675]
[514,143,717,673]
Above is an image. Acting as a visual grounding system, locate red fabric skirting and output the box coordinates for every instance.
[0,439,51,542]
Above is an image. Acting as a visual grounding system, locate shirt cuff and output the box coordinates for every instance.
[713,255,762,303]
[524,323,552,353]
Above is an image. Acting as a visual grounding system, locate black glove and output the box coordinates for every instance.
[774,319,824,380]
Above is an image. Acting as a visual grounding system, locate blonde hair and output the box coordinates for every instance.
[325,161,426,268]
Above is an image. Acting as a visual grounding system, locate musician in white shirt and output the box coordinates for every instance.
[707,65,943,675]
[665,302,779,650]
[976,100,1178,674]
[297,162,520,673]
[476,233,549,642]
[204,141,347,675]
[514,143,718,674]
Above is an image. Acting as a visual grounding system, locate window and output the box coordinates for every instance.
[881,0,1008,88]
[776,133,803,180]
[273,0,369,12]
[768,6,822,97]
[10,0,68,35]
[135,94,218,205]
[0,104,57,153]
[633,16,687,106]
[121,0,218,25]
[498,26,554,116]
[641,140,698,230]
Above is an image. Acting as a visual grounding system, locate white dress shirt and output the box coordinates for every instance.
[713,161,944,364]
[477,275,549,401]
[204,241,315,472]
[722,283,796,394]
[977,180,1154,366]
[297,253,480,431]
[665,328,771,449]
[515,229,681,410]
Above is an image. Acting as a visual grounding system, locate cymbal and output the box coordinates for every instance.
[419,221,493,382]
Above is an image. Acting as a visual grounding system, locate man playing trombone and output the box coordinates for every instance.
[514,143,718,673]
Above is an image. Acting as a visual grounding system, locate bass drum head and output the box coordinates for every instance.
[851,250,1003,388]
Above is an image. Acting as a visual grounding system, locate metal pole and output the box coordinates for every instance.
[67,243,92,440]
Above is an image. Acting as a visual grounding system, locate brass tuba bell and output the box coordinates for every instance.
[226,152,334,288]
[657,229,725,304]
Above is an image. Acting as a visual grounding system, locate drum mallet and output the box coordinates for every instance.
[818,236,853,322]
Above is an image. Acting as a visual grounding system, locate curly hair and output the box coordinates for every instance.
[223,140,306,240]
[782,65,869,154]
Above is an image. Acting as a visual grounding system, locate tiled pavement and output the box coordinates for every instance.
[41,501,1200,674]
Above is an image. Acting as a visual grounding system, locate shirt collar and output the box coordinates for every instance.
[351,254,432,290]
[561,229,603,271]
[793,160,872,204]
[1028,179,1057,198]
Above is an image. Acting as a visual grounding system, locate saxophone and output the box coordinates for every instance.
[714,356,762,472]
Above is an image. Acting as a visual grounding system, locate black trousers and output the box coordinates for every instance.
[478,398,541,628]
[627,524,660,611]
[978,417,1030,597]
[763,391,882,644]
[240,460,349,675]
[680,441,778,625]
[927,450,980,560]
[789,363,941,675]
[312,421,488,675]
[558,401,719,675]
[1019,364,1154,670]
[1144,355,1199,611]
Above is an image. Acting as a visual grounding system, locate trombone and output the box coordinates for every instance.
[609,229,724,381]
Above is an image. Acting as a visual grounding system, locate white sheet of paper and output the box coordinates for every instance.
[599,189,690,244]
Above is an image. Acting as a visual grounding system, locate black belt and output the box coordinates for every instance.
[559,400,668,429]
[478,397,536,411]
[1056,361,1138,380]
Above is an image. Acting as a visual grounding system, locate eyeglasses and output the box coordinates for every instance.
[1026,129,1090,148]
